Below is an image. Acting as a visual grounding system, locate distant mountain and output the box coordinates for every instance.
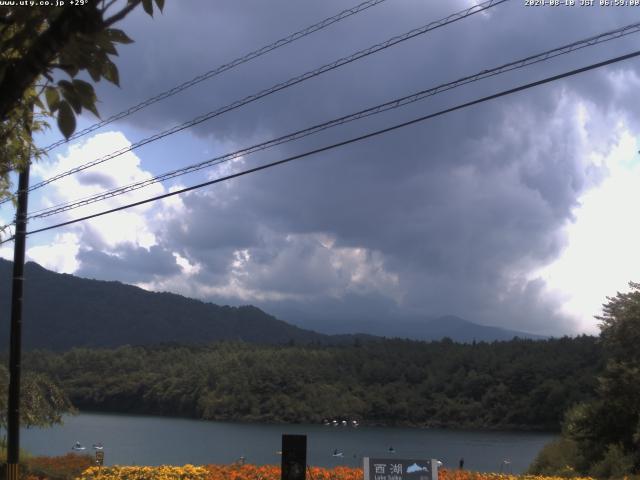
[416,315,546,342]
[273,311,546,342]
[0,259,337,350]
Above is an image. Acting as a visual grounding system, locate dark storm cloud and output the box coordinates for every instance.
[76,171,117,189]
[71,1,640,334]
[76,245,181,284]
[162,191,262,251]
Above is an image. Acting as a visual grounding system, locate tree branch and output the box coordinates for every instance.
[103,0,143,27]
[101,0,120,14]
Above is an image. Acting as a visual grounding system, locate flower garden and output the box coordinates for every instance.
[19,459,599,480]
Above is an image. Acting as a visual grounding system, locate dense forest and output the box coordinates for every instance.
[0,259,336,349]
[528,282,640,478]
[20,335,601,431]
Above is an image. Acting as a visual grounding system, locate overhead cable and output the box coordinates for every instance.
[25,20,640,221]
[41,0,392,152]
[15,0,507,199]
[2,48,637,244]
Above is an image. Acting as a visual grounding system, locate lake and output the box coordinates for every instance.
[21,413,555,473]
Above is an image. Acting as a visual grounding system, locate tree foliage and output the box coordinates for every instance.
[532,282,640,478]
[20,336,601,431]
[0,0,164,203]
[527,438,581,478]
[0,364,73,431]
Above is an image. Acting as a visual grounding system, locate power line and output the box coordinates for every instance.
[24,20,640,221]
[40,0,391,153]
[2,48,637,245]
[14,0,507,199]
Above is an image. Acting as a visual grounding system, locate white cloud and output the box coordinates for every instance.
[26,131,166,271]
[538,128,640,334]
[141,229,402,307]
[0,245,13,261]
[27,232,80,273]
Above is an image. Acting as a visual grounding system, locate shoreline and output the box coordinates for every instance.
[70,408,560,434]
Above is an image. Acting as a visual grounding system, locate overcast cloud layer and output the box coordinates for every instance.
[10,0,640,336]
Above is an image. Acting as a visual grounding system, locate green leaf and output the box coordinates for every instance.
[59,64,80,77]
[99,38,118,56]
[58,40,83,76]
[57,101,76,139]
[102,59,120,86]
[154,0,165,12]
[86,61,102,83]
[71,79,94,101]
[72,79,100,118]
[93,30,118,56]
[106,28,134,45]
[142,0,153,16]
[58,80,82,114]
[44,87,60,112]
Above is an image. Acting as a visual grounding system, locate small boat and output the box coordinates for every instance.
[332,449,344,457]
[93,443,104,450]
[499,459,511,473]
[388,446,395,454]
[72,442,86,451]
[351,420,359,427]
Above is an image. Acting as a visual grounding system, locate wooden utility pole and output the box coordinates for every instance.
[6,164,30,480]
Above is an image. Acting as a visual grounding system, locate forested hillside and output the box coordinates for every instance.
[22,336,601,430]
[0,260,545,347]
[0,260,331,348]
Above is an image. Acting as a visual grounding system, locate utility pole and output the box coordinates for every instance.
[6,163,30,480]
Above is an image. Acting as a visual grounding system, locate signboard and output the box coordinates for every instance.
[281,434,306,480]
[95,450,104,466]
[363,458,440,480]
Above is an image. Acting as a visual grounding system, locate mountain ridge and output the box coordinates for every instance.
[0,259,333,349]
[0,258,544,349]
[275,311,546,342]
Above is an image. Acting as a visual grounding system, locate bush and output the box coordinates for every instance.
[527,438,581,477]
[588,444,635,479]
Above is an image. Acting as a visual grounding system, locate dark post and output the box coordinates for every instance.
[281,434,306,480]
[6,164,30,480]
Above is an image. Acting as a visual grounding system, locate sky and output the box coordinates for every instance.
[2,0,640,337]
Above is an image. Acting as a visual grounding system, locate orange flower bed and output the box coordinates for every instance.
[203,465,364,480]
[24,453,94,480]
[37,462,599,480]
[438,469,594,480]
[200,465,595,480]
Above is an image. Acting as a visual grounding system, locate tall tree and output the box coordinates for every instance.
[563,282,640,477]
[0,0,164,204]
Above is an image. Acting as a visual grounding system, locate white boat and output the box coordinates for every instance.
[72,442,86,451]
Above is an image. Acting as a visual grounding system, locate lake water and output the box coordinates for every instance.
[21,413,555,473]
